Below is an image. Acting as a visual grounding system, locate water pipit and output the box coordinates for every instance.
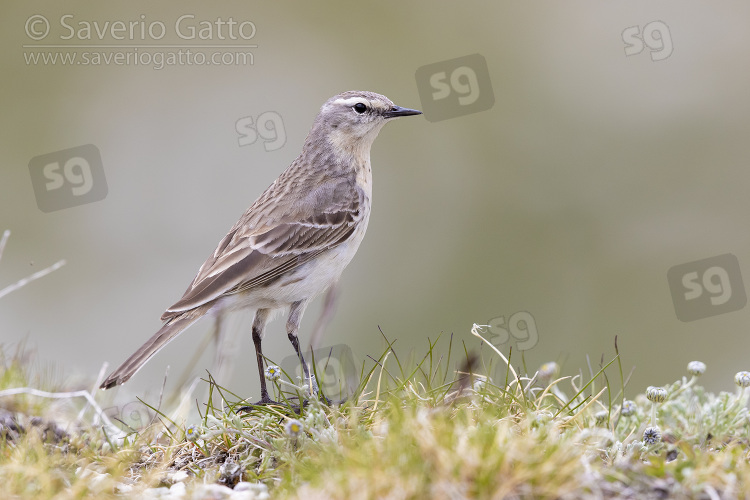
[100,91,421,405]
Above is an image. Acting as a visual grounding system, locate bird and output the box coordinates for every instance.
[100,90,422,405]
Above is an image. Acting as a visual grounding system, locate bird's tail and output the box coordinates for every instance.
[100,314,201,389]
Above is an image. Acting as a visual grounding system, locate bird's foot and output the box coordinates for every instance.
[316,395,334,406]
[253,395,283,406]
[238,395,305,414]
[237,393,282,412]
[237,392,337,414]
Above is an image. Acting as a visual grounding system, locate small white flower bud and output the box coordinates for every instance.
[687,361,706,376]
[643,426,661,445]
[538,362,559,383]
[285,419,303,438]
[735,371,750,388]
[264,365,281,382]
[185,425,200,443]
[620,400,637,417]
[646,386,667,403]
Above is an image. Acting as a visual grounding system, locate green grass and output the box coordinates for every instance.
[2,330,750,499]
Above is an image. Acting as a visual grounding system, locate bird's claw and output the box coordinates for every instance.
[238,394,337,414]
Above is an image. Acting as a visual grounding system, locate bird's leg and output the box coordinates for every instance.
[288,301,331,405]
[287,301,311,381]
[250,308,277,405]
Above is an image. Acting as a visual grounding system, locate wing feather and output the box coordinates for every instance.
[161,177,365,321]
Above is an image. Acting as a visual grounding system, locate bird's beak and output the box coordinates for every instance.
[384,105,423,118]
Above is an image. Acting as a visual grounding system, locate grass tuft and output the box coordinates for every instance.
[2,331,750,499]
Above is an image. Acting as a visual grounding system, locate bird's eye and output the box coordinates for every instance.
[353,103,367,114]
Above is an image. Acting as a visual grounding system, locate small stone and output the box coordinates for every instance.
[169,481,187,497]
[170,470,189,483]
[195,483,234,499]
[142,486,170,498]
[219,461,242,488]
[234,482,269,494]
[231,482,270,500]
[115,483,133,494]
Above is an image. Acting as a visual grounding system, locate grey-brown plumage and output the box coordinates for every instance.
[100,91,421,400]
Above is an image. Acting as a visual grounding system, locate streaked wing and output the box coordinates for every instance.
[161,178,364,320]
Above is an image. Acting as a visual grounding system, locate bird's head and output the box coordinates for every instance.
[309,90,421,160]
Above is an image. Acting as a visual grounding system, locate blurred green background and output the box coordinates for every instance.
[2,2,750,405]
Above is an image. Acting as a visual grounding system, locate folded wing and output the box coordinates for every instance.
[162,178,364,321]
